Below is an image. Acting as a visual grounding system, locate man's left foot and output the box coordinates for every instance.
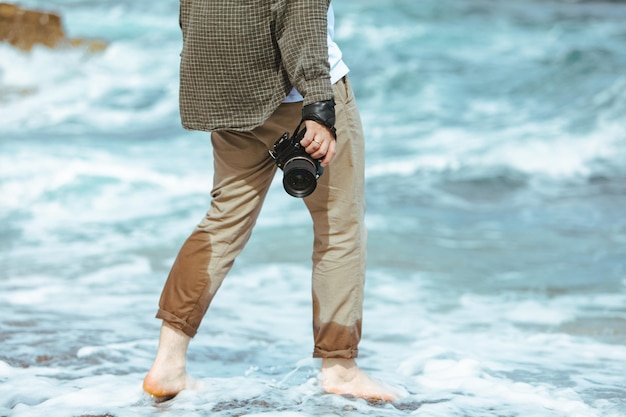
[320,358,408,402]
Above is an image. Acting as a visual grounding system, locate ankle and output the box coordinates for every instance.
[321,358,358,380]
[155,323,190,366]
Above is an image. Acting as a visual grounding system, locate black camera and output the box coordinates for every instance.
[269,126,323,198]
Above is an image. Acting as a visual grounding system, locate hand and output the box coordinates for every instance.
[300,120,337,167]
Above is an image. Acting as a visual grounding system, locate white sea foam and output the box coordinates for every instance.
[0,36,180,133]
[1,264,625,416]
[365,119,625,181]
[0,146,211,221]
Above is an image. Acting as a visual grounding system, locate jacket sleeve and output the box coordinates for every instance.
[273,0,334,106]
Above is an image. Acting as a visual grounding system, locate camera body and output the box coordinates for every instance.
[269,127,324,198]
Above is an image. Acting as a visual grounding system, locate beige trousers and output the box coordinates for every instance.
[157,77,366,359]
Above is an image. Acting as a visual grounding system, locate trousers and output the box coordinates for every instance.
[156,76,366,359]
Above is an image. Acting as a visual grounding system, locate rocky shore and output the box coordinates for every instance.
[0,2,106,52]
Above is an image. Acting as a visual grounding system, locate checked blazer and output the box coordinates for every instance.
[178,0,334,132]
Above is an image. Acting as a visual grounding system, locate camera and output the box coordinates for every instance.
[269,126,324,198]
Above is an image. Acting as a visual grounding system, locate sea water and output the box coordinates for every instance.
[1,0,625,416]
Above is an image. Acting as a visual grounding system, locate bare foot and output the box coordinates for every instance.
[320,358,407,402]
[143,322,195,400]
[143,363,197,400]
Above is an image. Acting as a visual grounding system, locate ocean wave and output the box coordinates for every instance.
[0,11,181,134]
[365,119,625,181]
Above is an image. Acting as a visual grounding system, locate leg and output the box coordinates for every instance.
[144,103,303,399]
[305,77,405,401]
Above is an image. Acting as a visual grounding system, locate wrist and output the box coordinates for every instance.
[302,99,336,139]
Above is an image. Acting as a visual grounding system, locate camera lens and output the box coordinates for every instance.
[283,157,318,198]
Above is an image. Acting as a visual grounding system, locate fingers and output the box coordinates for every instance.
[301,120,337,166]
[320,139,336,167]
[303,135,328,159]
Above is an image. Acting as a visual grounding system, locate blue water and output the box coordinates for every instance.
[1,1,626,416]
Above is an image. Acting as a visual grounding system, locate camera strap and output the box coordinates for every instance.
[292,120,307,142]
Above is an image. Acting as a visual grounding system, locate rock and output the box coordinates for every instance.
[0,2,106,52]
[69,37,108,53]
[0,3,65,50]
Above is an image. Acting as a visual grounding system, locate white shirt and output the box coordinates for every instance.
[284,4,350,103]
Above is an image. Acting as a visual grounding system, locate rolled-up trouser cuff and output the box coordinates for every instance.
[313,347,359,359]
[156,308,198,338]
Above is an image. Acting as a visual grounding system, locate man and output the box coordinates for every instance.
[143,0,403,402]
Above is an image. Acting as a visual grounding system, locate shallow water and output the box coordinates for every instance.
[1,0,626,416]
